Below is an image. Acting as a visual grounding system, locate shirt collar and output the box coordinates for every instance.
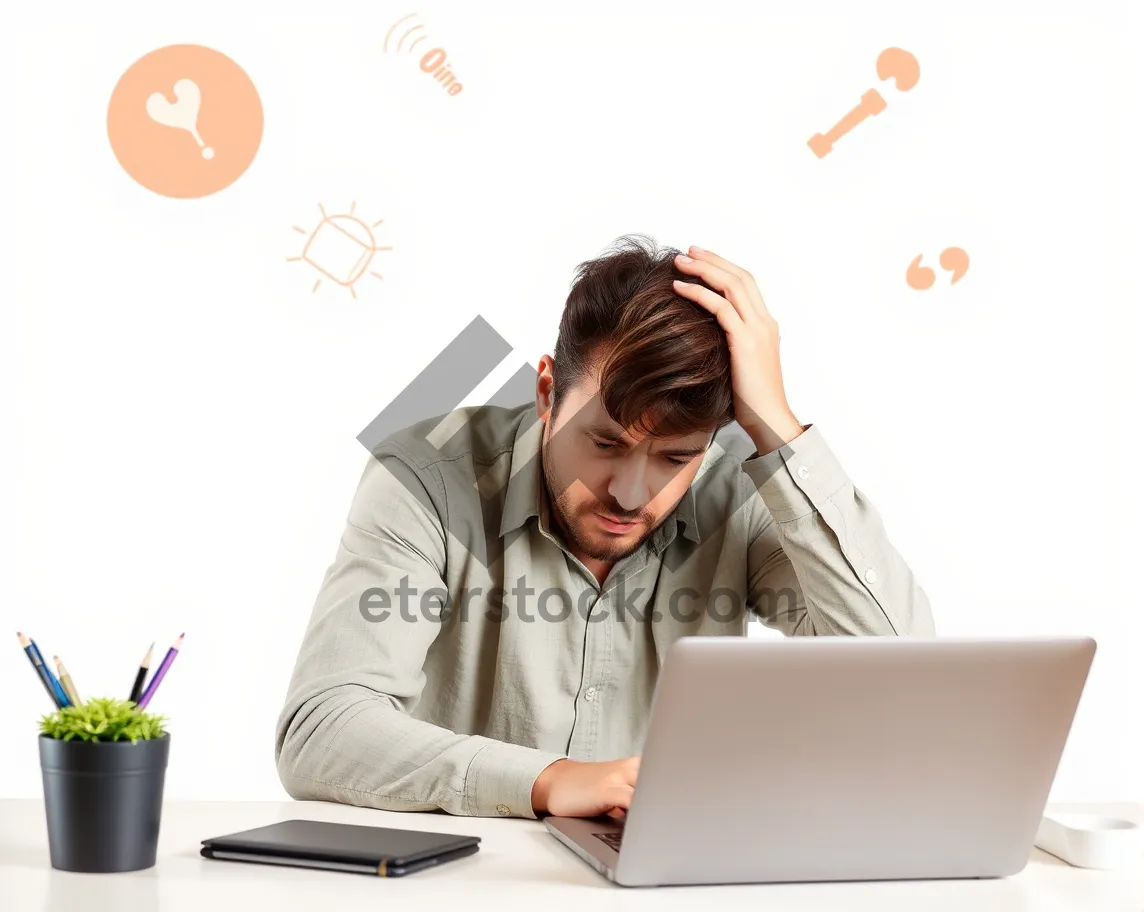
[498,411,703,545]
[498,412,544,538]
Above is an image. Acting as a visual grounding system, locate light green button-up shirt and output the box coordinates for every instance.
[275,402,934,818]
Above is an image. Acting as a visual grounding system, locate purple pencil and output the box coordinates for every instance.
[136,633,184,709]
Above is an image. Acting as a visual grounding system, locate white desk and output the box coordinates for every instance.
[1,800,1141,911]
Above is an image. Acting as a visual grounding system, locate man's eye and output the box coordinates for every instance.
[592,440,616,451]
[664,456,689,467]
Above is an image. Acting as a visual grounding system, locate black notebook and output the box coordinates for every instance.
[201,819,480,877]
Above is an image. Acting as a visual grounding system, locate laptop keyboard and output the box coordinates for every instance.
[593,830,624,851]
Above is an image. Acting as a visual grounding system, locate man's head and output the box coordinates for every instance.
[537,234,735,564]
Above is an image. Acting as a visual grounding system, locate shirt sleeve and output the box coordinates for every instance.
[274,453,566,818]
[740,424,936,636]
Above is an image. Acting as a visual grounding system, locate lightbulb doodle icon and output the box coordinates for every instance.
[906,248,970,290]
[145,79,213,159]
[808,47,919,159]
[288,203,393,299]
[107,44,262,199]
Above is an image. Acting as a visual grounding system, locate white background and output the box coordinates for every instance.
[2,0,1141,802]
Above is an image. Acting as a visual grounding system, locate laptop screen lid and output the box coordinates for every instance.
[612,635,1095,886]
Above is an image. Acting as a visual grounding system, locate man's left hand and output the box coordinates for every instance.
[671,245,805,455]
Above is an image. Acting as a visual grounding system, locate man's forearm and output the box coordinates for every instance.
[744,424,936,636]
[744,409,807,458]
[275,683,567,818]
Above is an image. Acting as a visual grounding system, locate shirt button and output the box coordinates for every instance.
[796,465,810,480]
[584,686,597,703]
[496,804,511,816]
[864,568,878,585]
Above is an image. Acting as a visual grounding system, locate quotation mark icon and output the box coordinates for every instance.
[906,248,970,290]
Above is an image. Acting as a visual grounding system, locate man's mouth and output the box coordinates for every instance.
[595,512,641,534]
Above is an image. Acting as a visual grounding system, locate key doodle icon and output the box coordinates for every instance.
[808,48,919,159]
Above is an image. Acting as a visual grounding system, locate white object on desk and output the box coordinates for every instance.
[1035,813,1144,870]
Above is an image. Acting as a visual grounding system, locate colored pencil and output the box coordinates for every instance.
[136,633,183,709]
[128,642,155,704]
[27,637,71,707]
[28,636,70,709]
[54,656,82,707]
[16,632,63,708]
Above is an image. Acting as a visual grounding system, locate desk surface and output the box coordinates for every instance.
[1,799,1142,911]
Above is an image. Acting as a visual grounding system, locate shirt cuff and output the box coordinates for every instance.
[741,424,851,522]
[464,738,567,819]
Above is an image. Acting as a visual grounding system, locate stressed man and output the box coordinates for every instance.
[275,234,935,821]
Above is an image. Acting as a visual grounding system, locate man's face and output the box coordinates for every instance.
[539,372,713,564]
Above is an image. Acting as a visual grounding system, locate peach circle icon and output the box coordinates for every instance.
[107,44,263,199]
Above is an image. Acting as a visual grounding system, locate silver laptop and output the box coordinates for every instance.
[546,635,1095,887]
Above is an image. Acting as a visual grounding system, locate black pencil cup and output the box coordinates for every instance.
[39,732,170,872]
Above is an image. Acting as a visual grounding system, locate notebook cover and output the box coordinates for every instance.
[201,819,480,866]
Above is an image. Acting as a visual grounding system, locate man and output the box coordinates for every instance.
[275,234,935,822]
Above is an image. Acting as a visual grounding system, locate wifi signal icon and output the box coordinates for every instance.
[384,12,466,95]
[384,12,430,54]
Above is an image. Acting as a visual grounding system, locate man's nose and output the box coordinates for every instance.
[607,460,650,513]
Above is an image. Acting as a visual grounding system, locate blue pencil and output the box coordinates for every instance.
[27,637,71,707]
[16,632,65,708]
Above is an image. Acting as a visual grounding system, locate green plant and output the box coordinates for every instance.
[39,697,167,743]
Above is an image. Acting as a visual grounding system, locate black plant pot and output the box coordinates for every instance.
[39,732,170,872]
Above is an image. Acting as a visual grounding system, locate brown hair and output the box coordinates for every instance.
[552,233,735,438]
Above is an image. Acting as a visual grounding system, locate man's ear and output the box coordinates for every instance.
[535,355,556,421]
